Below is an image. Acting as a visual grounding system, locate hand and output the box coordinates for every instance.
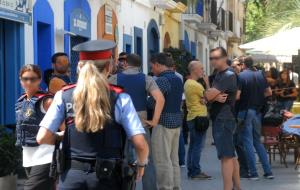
[283,110,294,119]
[56,131,65,141]
[200,97,207,105]
[144,120,158,128]
[215,93,228,103]
[203,75,209,87]
[136,167,145,181]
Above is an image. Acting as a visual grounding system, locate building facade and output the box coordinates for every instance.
[0,0,245,125]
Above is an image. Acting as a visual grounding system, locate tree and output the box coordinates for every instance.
[163,47,193,77]
[245,0,300,42]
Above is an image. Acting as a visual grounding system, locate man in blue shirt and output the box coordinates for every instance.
[148,53,183,190]
[236,56,274,180]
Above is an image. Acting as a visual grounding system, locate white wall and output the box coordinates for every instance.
[118,0,161,73]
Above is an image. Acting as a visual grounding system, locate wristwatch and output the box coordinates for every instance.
[137,159,149,168]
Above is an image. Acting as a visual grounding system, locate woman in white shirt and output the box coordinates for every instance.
[15,64,55,190]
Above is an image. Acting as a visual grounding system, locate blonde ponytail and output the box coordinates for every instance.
[73,61,111,133]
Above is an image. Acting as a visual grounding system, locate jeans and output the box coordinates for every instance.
[212,118,236,159]
[234,127,249,177]
[178,130,186,166]
[240,109,272,176]
[187,119,207,177]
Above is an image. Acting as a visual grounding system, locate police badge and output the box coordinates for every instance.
[25,108,34,118]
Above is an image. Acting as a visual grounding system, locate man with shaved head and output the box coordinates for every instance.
[184,60,211,180]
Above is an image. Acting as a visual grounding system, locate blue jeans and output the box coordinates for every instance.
[178,129,186,165]
[240,109,272,176]
[187,119,207,177]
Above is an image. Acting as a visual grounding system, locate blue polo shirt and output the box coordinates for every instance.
[238,69,269,111]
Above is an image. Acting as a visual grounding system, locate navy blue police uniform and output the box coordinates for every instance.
[59,84,127,190]
[15,91,54,190]
[15,91,53,147]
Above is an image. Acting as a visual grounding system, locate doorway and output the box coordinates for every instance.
[0,19,24,125]
[70,36,89,82]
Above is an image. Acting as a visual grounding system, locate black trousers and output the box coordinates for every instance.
[24,163,55,190]
[58,169,122,190]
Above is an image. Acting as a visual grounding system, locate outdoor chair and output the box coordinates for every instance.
[262,125,284,166]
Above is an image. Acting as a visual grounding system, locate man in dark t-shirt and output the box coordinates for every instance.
[205,47,240,190]
[236,56,274,180]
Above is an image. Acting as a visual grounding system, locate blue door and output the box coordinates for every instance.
[70,36,89,82]
[125,44,131,54]
[37,22,52,89]
[0,19,24,125]
[0,20,4,124]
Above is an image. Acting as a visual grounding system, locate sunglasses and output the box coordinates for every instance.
[209,56,224,61]
[21,77,40,83]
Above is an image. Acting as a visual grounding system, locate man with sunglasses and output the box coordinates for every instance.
[205,47,240,190]
[115,52,128,73]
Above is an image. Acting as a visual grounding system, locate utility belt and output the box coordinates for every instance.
[49,141,137,190]
[68,158,137,190]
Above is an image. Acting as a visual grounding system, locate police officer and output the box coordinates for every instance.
[16,64,55,190]
[36,40,149,190]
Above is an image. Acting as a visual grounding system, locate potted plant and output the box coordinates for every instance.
[0,125,21,190]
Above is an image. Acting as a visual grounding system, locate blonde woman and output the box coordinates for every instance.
[36,40,149,190]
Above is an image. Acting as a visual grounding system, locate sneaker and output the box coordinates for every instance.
[264,173,274,179]
[190,172,212,180]
[240,174,249,179]
[248,174,259,181]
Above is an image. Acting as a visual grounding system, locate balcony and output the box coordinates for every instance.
[209,30,226,39]
[225,31,234,38]
[152,0,186,12]
[198,22,217,32]
[182,13,203,25]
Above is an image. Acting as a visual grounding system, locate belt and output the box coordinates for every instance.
[67,160,96,172]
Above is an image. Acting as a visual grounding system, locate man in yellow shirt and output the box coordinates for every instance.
[184,60,211,180]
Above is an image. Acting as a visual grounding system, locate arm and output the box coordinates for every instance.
[49,78,67,94]
[146,89,165,127]
[203,75,210,89]
[116,94,149,180]
[131,134,149,180]
[264,87,272,97]
[148,77,170,109]
[236,90,241,100]
[37,91,65,144]
[205,88,222,102]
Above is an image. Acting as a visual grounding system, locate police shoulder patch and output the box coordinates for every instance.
[109,84,124,94]
[17,93,27,102]
[62,84,77,91]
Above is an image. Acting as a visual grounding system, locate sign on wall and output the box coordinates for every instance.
[0,0,32,24]
[70,8,91,38]
[105,5,113,35]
